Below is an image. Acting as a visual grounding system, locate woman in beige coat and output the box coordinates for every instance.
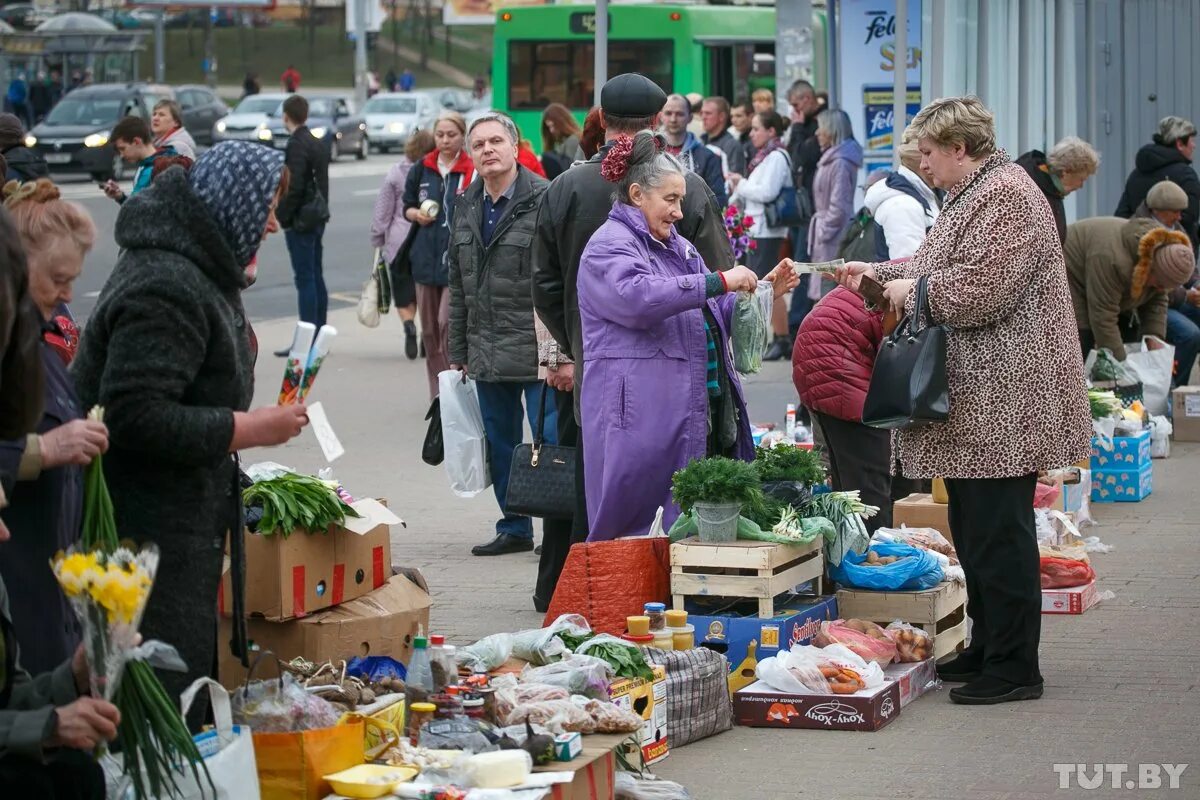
[837,97,1091,706]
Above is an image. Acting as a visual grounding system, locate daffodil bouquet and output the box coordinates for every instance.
[52,407,211,800]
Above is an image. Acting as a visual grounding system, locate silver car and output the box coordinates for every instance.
[213,93,289,144]
[362,92,439,153]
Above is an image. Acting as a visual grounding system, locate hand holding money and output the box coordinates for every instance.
[792,258,846,276]
[833,261,877,293]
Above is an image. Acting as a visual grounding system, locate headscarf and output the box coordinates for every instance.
[188,141,285,268]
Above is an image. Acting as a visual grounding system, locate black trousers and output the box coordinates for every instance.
[0,749,106,799]
[944,474,1042,686]
[813,412,924,533]
[535,387,589,606]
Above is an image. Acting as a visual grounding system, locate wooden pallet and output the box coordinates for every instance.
[670,536,825,619]
[835,581,967,659]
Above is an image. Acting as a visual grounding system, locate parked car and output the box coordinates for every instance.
[174,84,227,145]
[0,3,51,30]
[24,82,172,181]
[263,94,367,161]
[213,92,288,144]
[361,91,438,153]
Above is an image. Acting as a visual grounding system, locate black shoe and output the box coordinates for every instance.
[936,654,983,683]
[273,346,291,357]
[763,335,791,361]
[403,321,418,360]
[534,544,543,556]
[419,340,426,358]
[471,535,534,556]
[533,594,549,613]
[949,676,1044,705]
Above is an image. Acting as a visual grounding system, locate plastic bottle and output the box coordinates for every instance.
[785,404,797,438]
[407,635,435,698]
[428,634,457,691]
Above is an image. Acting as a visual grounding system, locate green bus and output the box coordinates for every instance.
[492,3,827,145]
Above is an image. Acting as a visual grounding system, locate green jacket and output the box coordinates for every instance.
[1063,215,1162,360]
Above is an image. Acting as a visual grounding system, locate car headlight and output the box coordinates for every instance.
[216,120,227,133]
[83,133,109,148]
[388,122,405,134]
[257,127,273,141]
[23,134,36,147]
[310,126,328,140]
[358,122,366,131]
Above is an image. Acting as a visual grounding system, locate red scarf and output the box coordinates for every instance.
[423,148,475,193]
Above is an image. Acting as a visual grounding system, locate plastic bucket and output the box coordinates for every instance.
[693,502,741,543]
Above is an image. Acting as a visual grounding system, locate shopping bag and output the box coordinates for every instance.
[438,369,491,497]
[828,542,944,591]
[545,537,671,634]
[253,718,364,800]
[1123,336,1175,417]
[176,678,262,800]
[422,396,444,466]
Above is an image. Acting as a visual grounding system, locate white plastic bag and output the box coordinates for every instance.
[357,248,383,328]
[1149,414,1172,458]
[177,678,262,799]
[1124,336,1175,416]
[438,369,491,497]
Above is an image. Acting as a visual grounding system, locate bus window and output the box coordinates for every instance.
[508,40,673,110]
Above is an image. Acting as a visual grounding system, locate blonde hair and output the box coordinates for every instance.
[434,110,467,136]
[1046,136,1100,177]
[3,179,95,258]
[905,96,997,159]
[751,88,774,104]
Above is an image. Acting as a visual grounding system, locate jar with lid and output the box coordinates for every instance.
[643,603,666,631]
[430,689,463,719]
[462,697,486,720]
[407,702,436,745]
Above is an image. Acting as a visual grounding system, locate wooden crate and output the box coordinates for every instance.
[835,581,967,659]
[670,536,824,619]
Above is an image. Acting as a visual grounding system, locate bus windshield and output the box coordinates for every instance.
[508,40,673,110]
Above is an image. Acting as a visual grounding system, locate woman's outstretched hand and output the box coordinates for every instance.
[765,259,801,299]
[835,261,877,293]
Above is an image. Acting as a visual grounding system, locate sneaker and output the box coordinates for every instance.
[533,594,549,613]
[763,335,791,362]
[949,676,1044,705]
[936,654,983,683]
[273,346,291,358]
[471,534,534,557]
[403,321,418,361]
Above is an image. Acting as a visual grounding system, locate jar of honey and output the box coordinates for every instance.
[407,702,436,745]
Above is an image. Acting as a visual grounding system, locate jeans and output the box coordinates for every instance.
[1166,305,1200,387]
[475,380,559,540]
[285,225,327,327]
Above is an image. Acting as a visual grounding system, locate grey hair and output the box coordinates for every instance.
[153,98,184,126]
[612,130,685,203]
[816,109,855,146]
[787,80,815,102]
[1046,136,1100,177]
[467,112,520,144]
[663,94,692,120]
[1155,115,1197,146]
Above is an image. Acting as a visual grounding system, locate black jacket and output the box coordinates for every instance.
[401,154,472,286]
[1116,142,1200,253]
[1,146,48,183]
[532,146,735,365]
[448,166,548,382]
[276,124,330,230]
[785,116,822,196]
[1017,149,1067,244]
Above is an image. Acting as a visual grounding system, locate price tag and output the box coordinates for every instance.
[307,402,344,462]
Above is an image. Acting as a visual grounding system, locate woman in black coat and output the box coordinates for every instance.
[71,142,309,716]
[0,179,106,675]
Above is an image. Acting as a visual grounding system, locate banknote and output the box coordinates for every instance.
[790,259,844,275]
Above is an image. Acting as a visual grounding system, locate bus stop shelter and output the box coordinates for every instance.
[1,13,146,89]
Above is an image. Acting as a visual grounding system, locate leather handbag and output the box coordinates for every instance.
[764,152,809,229]
[292,159,330,234]
[505,385,575,519]
[862,276,951,429]
[422,396,444,466]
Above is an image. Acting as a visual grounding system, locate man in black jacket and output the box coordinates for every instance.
[275,94,331,351]
[1116,116,1200,255]
[783,80,823,334]
[0,113,48,184]
[531,73,734,581]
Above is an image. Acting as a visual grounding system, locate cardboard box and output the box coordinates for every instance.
[1090,462,1152,502]
[1173,386,1200,441]
[533,733,622,800]
[689,594,838,677]
[891,494,951,543]
[217,572,431,689]
[1042,579,1100,615]
[220,498,401,621]
[884,658,938,708]
[1090,429,1151,470]
[608,666,668,765]
[733,679,901,731]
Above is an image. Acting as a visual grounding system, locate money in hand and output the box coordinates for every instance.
[791,259,845,275]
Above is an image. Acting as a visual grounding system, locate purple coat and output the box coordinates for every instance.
[808,138,864,262]
[578,202,754,541]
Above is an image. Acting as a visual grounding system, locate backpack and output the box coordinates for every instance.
[838,207,880,263]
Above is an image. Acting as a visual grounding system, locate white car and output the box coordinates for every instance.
[213,93,289,144]
[362,92,440,153]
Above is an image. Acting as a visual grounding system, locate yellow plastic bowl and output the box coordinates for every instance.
[323,764,418,798]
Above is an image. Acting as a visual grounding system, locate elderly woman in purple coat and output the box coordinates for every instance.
[578,132,798,540]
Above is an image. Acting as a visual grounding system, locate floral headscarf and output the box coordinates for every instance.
[188,141,285,267]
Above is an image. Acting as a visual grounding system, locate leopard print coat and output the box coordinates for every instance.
[875,150,1092,479]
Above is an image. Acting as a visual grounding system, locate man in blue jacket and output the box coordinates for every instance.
[660,93,727,208]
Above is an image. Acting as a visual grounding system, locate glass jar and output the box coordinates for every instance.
[407,702,436,745]
[643,602,666,631]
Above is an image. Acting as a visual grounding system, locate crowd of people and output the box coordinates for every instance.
[1,65,1200,792]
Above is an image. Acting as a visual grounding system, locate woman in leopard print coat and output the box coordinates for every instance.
[838,97,1091,707]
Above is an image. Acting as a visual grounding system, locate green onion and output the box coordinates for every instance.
[243,472,360,538]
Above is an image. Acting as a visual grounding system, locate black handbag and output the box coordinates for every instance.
[505,385,576,519]
[422,396,444,466]
[764,152,810,229]
[292,157,330,234]
[862,276,950,429]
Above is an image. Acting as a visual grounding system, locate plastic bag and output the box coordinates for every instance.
[885,621,934,663]
[230,671,341,733]
[756,644,881,695]
[731,282,772,375]
[1124,337,1175,416]
[438,370,491,497]
[1040,557,1096,589]
[755,648,828,694]
[573,697,645,734]
[494,682,571,723]
[574,634,654,681]
[510,614,592,666]
[1149,414,1172,458]
[615,772,693,800]
[828,542,944,591]
[418,717,499,752]
[457,632,515,672]
[1087,348,1140,385]
[346,655,407,683]
[813,620,897,667]
[504,699,596,734]
[520,654,613,700]
[872,526,957,562]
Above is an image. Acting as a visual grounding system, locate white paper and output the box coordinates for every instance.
[306,401,344,463]
[343,497,403,535]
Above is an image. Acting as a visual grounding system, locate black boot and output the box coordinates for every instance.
[763,334,791,362]
[403,320,418,360]
[950,676,1044,705]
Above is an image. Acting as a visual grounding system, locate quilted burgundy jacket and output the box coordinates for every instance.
[792,286,884,422]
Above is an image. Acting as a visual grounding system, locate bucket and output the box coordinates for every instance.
[693,502,741,543]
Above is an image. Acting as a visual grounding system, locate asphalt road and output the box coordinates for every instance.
[64,156,399,328]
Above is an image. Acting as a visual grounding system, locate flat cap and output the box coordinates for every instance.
[600,73,667,118]
[1147,180,1189,211]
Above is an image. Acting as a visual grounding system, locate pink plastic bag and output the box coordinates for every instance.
[812,620,897,667]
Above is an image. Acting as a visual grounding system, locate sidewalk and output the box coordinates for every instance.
[246,306,1200,799]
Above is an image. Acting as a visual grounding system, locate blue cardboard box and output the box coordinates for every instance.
[688,594,838,675]
[1091,430,1151,471]
[1091,462,1153,502]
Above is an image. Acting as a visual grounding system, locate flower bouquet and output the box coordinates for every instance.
[52,407,212,800]
[724,205,758,262]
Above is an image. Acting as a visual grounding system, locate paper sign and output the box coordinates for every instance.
[1185,394,1200,418]
[343,497,404,535]
[306,402,344,463]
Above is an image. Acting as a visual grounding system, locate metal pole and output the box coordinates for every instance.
[205,6,217,89]
[776,0,814,112]
[354,0,368,107]
[893,0,908,168]
[826,0,838,107]
[593,0,607,108]
[154,10,165,84]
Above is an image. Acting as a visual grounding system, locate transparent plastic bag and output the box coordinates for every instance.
[503,699,596,734]
[438,370,491,497]
[813,620,897,667]
[573,697,645,734]
[755,647,830,694]
[731,282,772,375]
[418,717,499,752]
[520,654,613,700]
[872,525,957,562]
[510,614,592,666]
[615,772,693,800]
[494,682,571,723]
[885,620,934,663]
[457,631,515,671]
[229,670,340,733]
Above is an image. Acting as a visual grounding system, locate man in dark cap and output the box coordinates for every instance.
[530,72,733,610]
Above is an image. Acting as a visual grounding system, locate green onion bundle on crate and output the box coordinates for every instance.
[242,471,359,537]
[52,407,212,800]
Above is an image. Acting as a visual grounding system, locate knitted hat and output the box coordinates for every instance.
[1151,242,1195,289]
[187,141,284,268]
[0,113,25,149]
[1146,180,1189,211]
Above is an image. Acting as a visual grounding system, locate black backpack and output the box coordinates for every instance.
[838,207,880,263]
